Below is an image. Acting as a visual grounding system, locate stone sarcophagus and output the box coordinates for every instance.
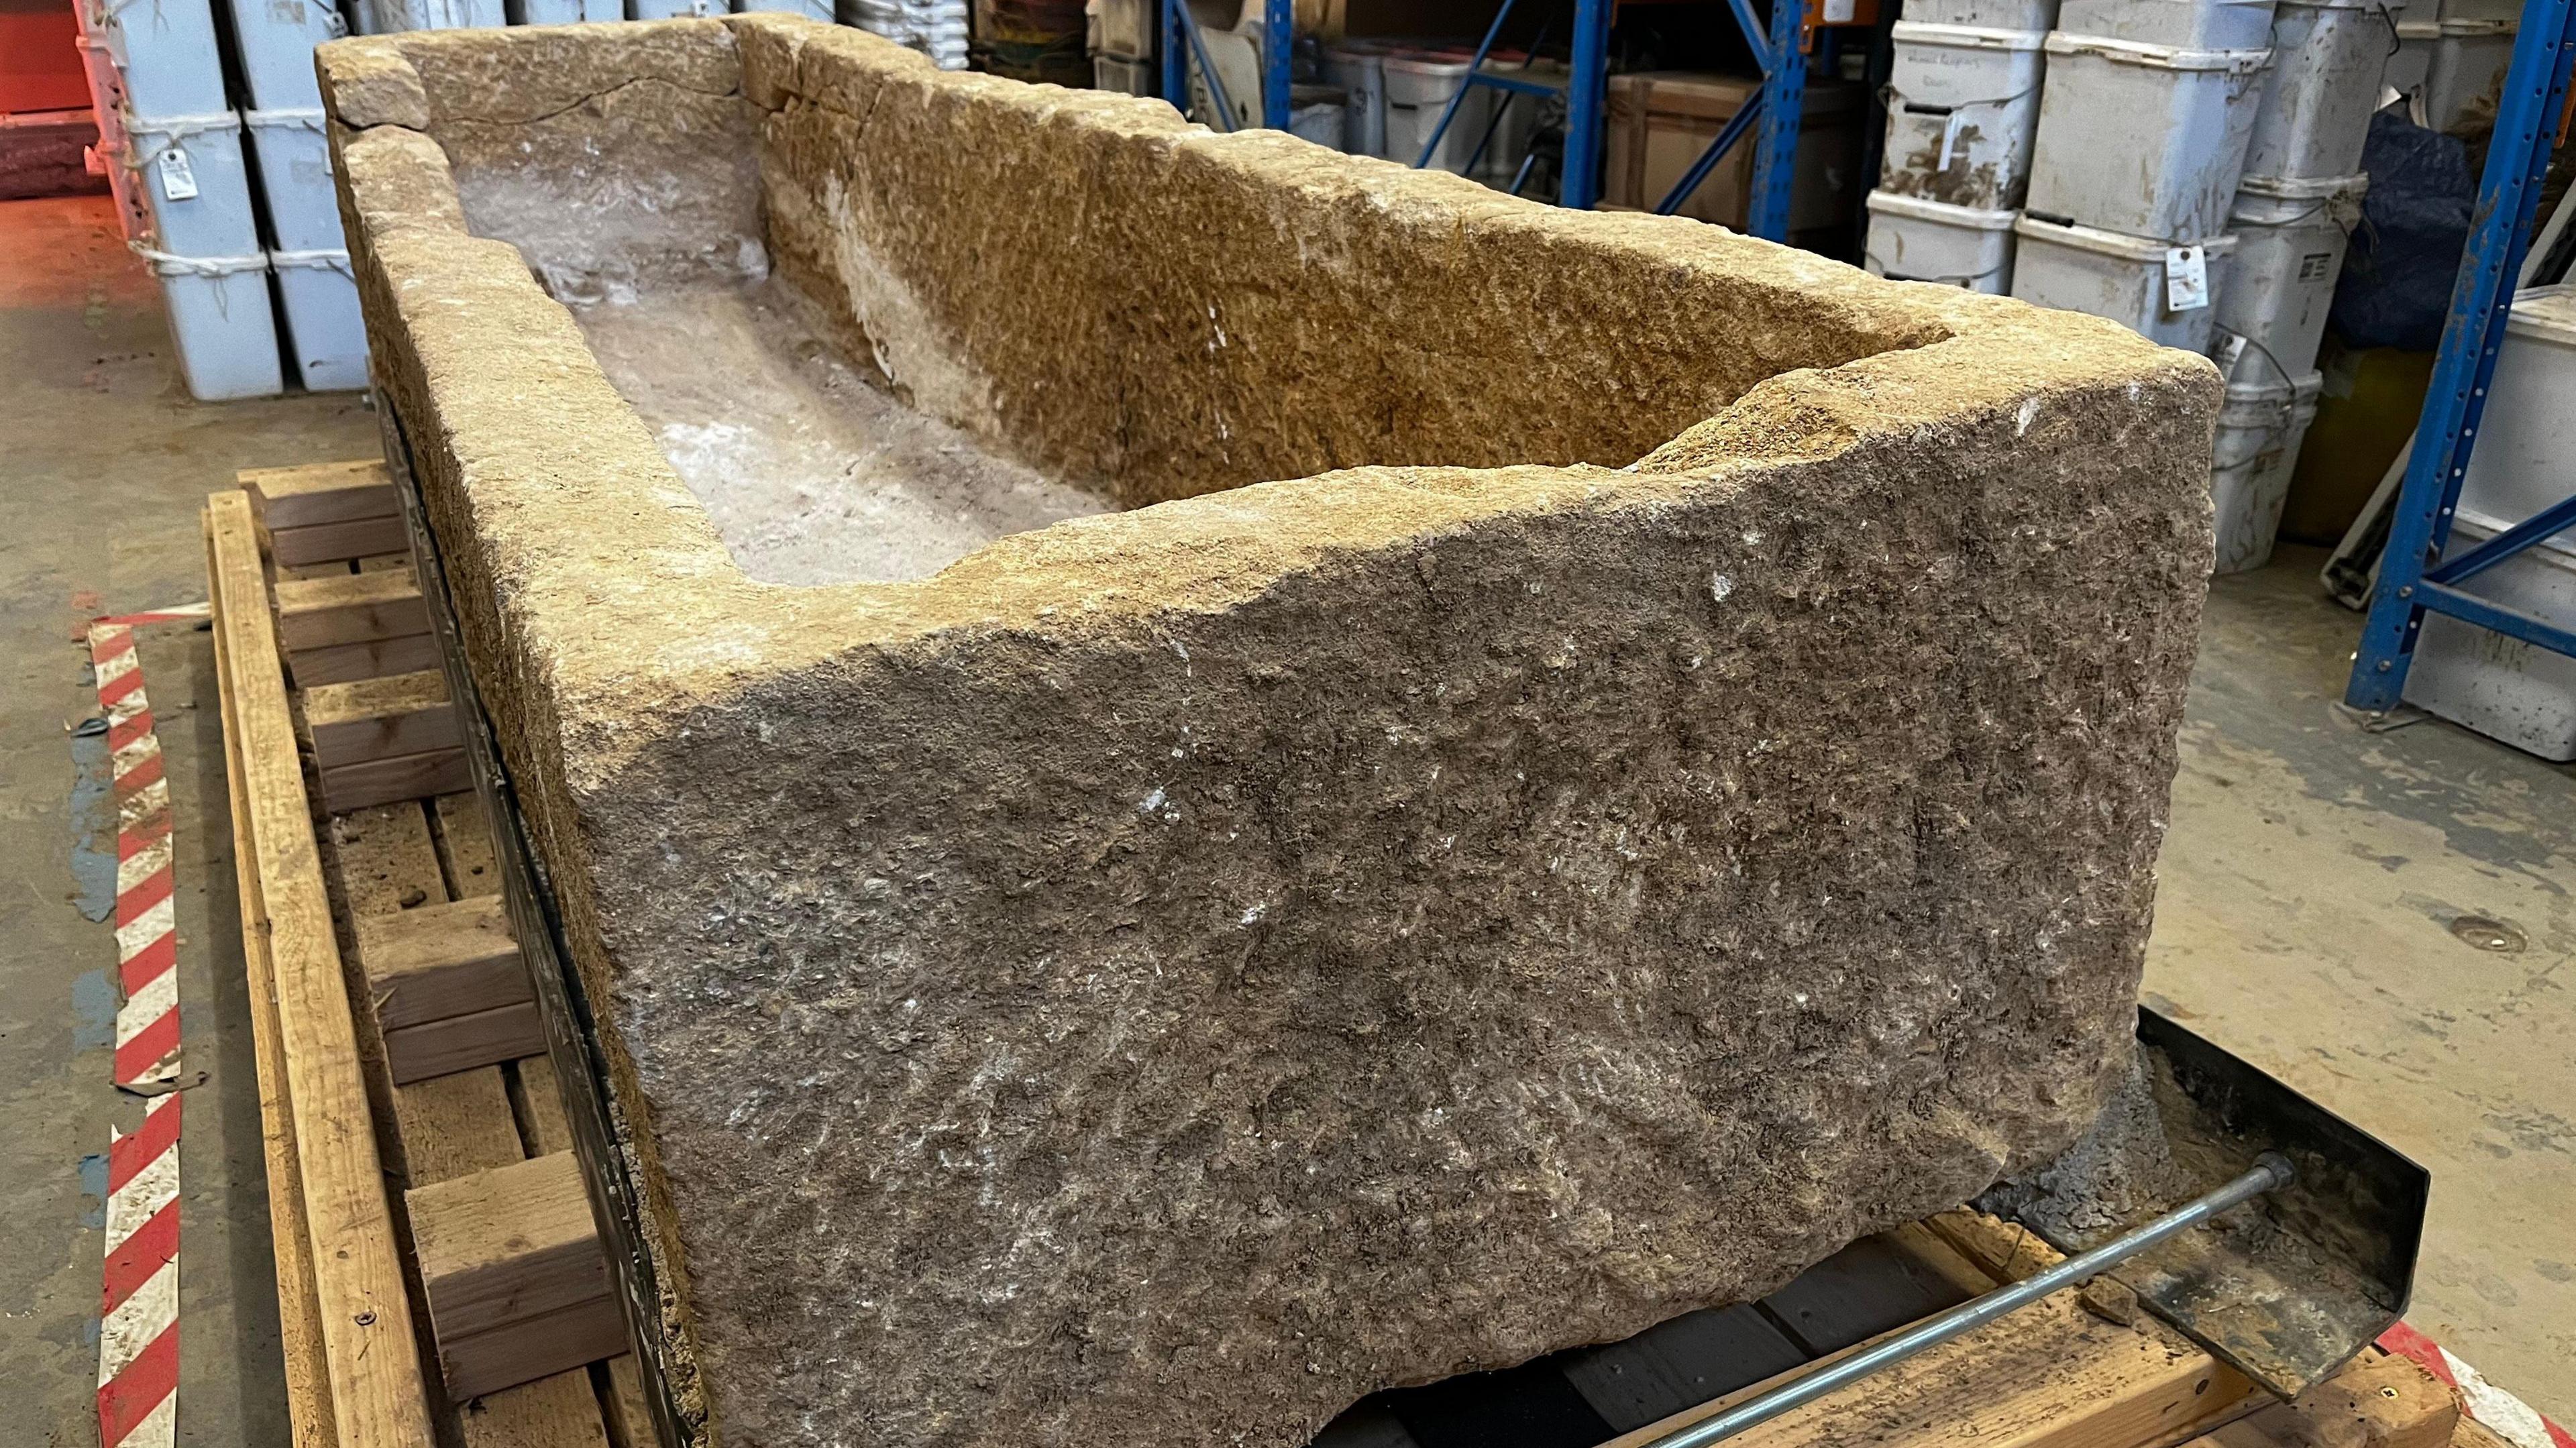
[317,18,2215,1445]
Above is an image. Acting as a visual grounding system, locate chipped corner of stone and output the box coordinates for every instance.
[316,36,432,132]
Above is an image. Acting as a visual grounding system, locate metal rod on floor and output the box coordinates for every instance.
[1638,1154,2298,1448]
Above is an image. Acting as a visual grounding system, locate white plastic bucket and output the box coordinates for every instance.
[509,0,625,18]
[123,111,260,258]
[1383,54,1489,174]
[2208,370,2318,573]
[270,249,370,392]
[1901,0,2059,32]
[2385,18,2434,97]
[2026,34,2273,240]
[87,0,229,117]
[1880,23,2048,211]
[2434,0,2517,23]
[2405,508,2576,761]
[2455,286,2576,528]
[228,0,344,109]
[1092,53,1152,95]
[735,0,832,17]
[1323,42,1389,157]
[145,251,284,400]
[1864,188,2018,292]
[2242,0,2397,179]
[2421,18,2514,132]
[354,0,501,28]
[2010,213,2240,349]
[2212,171,2363,387]
[2056,0,2278,49]
[245,108,344,252]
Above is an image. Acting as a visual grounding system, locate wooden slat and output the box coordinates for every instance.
[386,1001,550,1085]
[243,459,397,531]
[291,632,444,687]
[275,570,429,653]
[411,1152,622,1401]
[357,896,528,1033]
[599,1357,657,1448]
[272,514,413,569]
[206,488,439,1448]
[321,748,474,816]
[307,670,459,769]
[207,506,339,1448]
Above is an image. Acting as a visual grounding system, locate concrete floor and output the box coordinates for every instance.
[0,192,2565,1441]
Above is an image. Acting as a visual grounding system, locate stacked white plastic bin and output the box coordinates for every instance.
[2013,0,2275,349]
[1087,0,1153,93]
[234,0,374,394]
[1862,0,2056,294]
[847,0,971,68]
[2200,0,2390,571]
[2387,0,2516,134]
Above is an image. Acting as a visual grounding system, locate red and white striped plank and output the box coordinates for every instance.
[99,1092,181,1448]
[2379,1323,2575,1448]
[95,602,211,627]
[91,622,182,1092]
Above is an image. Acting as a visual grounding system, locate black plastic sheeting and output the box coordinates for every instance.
[2332,108,2477,352]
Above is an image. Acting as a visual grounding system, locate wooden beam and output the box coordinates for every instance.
[289,632,443,688]
[274,570,429,653]
[318,748,474,816]
[272,515,413,569]
[206,506,338,1448]
[2190,1350,2455,1448]
[305,671,460,770]
[384,1002,549,1086]
[356,896,528,1033]
[242,459,397,531]
[409,1152,625,1401]
[205,488,439,1448]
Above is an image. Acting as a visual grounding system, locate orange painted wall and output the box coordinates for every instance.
[1,1,94,115]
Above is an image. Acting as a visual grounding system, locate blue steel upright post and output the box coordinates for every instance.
[1560,0,1613,209]
[1161,0,1187,108]
[2345,0,2576,712]
[1746,0,1806,240]
[1263,0,1292,129]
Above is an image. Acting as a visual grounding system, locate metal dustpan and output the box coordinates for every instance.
[1981,1006,2430,1399]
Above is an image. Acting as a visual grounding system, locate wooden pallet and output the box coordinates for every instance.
[211,461,2471,1448]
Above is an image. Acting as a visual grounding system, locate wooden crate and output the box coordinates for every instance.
[212,461,2465,1448]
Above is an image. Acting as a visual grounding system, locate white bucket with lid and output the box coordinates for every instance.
[2025,34,2273,241]
[1902,0,2059,32]
[87,0,229,117]
[1383,53,1490,174]
[511,0,625,18]
[2455,286,2576,528]
[1864,188,2018,292]
[2420,17,2514,131]
[121,110,260,258]
[271,249,370,392]
[2208,369,2318,573]
[144,250,284,400]
[353,0,501,30]
[227,0,345,110]
[1322,41,1390,156]
[2010,213,2240,349]
[2243,0,2398,179]
[245,109,344,254]
[2212,171,2364,388]
[2406,505,2576,761]
[1880,23,2048,211]
[2056,0,2279,50]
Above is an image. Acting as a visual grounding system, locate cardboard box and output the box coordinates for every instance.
[1603,71,1866,235]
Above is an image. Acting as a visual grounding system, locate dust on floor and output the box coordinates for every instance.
[569,277,1111,588]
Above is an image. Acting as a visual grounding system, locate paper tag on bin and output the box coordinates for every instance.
[2164,245,2210,312]
[156,146,199,203]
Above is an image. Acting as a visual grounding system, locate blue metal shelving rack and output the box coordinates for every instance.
[2345,0,2576,713]
[1159,0,1807,235]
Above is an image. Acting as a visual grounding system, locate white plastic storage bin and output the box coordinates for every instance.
[2027,34,2272,240]
[2055,0,2277,49]
[1093,53,1153,94]
[508,0,624,19]
[148,252,284,400]
[736,0,832,17]
[85,0,227,117]
[2404,510,2576,761]
[1086,0,1152,58]
[354,0,502,28]
[2435,0,2518,23]
[245,109,344,252]
[229,0,345,109]
[1322,41,1389,156]
[2385,19,2434,97]
[2213,172,2363,386]
[1880,23,2048,211]
[1864,189,2019,291]
[2242,0,2393,179]
[124,111,260,258]
[270,249,370,392]
[2421,18,2515,132]
[2011,213,2239,348]
[1384,54,1491,174]
[2455,286,2576,527]
[1903,0,2059,30]
[2208,370,2320,573]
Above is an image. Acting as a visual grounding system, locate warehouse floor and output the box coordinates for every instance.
[0,192,2567,1441]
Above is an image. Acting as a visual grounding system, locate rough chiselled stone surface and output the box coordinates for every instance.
[319,18,2218,1447]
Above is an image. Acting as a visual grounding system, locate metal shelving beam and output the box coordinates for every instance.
[2345,0,2576,713]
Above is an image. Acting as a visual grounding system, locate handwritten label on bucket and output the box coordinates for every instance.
[2165,245,2209,313]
